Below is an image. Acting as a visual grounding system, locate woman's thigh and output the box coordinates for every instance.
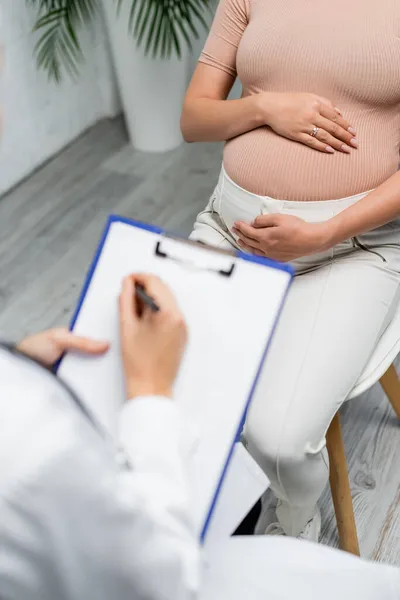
[189,193,238,250]
[245,254,400,463]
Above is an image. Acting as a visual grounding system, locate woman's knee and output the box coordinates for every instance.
[244,412,305,476]
[245,410,330,504]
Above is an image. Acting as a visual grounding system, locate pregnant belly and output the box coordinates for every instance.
[217,165,365,246]
[223,124,399,201]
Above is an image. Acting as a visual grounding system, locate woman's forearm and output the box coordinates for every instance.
[181,95,264,143]
[324,171,400,247]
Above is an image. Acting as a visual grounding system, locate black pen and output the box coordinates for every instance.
[135,283,160,313]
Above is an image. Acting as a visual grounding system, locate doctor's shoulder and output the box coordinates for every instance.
[0,346,110,505]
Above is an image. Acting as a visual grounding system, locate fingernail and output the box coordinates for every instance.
[350,138,358,148]
[325,146,335,153]
[341,144,352,153]
[348,127,356,135]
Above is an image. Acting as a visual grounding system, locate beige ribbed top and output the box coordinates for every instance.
[199,0,400,200]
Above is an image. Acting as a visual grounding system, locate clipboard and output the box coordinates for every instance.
[58,215,292,542]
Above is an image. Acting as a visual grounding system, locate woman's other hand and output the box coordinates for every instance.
[17,329,109,367]
[233,214,332,262]
[119,274,187,401]
[257,92,358,154]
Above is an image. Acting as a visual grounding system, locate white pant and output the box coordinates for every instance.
[191,167,400,535]
[201,537,400,599]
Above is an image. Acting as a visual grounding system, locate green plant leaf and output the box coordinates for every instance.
[174,18,193,50]
[144,0,162,54]
[151,4,165,57]
[28,0,97,82]
[142,0,158,52]
[133,0,148,38]
[28,0,211,81]
[168,17,182,57]
[121,0,210,58]
[128,0,139,32]
[182,0,209,31]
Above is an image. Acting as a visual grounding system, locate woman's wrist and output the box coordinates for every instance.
[234,94,268,132]
[254,92,284,128]
[253,92,272,127]
[317,218,344,251]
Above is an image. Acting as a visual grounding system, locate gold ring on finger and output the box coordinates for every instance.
[310,126,319,138]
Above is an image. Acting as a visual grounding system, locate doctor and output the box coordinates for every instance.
[0,274,399,600]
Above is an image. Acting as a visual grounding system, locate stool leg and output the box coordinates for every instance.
[326,413,360,556]
[380,364,400,420]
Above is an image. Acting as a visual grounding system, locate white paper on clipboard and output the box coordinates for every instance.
[58,218,291,540]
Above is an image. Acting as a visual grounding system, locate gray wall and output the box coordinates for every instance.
[1,1,120,195]
[1,0,240,196]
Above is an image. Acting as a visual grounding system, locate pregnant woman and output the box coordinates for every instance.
[181,0,400,541]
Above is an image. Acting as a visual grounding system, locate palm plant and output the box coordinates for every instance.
[26,0,211,83]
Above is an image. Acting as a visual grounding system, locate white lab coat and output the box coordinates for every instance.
[1,345,399,600]
[0,346,200,600]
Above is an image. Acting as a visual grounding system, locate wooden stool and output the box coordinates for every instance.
[326,363,400,556]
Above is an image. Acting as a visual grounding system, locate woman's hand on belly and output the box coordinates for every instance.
[258,92,358,154]
[233,214,330,262]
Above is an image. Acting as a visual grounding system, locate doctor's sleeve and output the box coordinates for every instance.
[45,396,200,600]
[113,396,201,600]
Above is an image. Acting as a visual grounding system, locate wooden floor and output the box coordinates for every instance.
[1,117,399,565]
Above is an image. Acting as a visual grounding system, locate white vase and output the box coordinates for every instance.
[101,1,188,152]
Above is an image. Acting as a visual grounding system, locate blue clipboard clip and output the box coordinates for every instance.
[155,234,236,278]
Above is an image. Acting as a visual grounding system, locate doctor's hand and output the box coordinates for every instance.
[119,274,187,401]
[17,328,109,367]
